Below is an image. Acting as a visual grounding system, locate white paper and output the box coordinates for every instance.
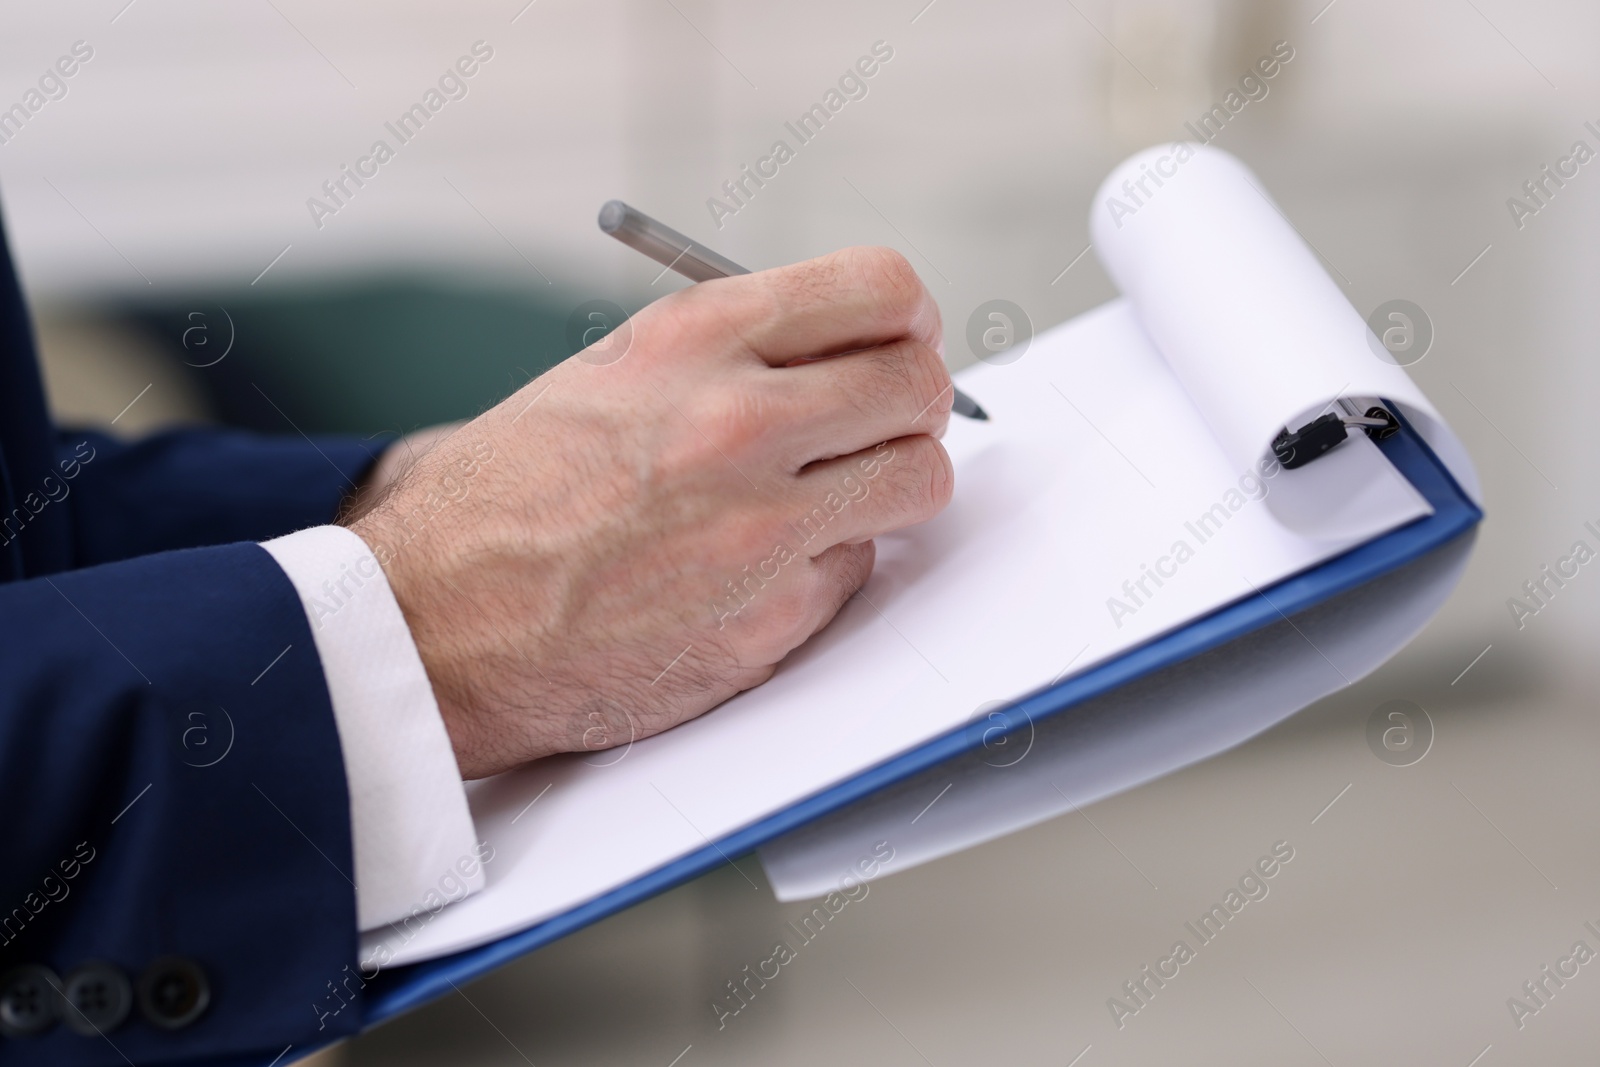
[1090,143,1480,535]
[759,531,1473,901]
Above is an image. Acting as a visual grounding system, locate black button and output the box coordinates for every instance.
[137,956,210,1030]
[59,961,132,1036]
[0,965,61,1038]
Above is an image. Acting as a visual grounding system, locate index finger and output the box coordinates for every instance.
[690,245,944,368]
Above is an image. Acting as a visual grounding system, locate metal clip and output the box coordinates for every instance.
[1272,400,1401,469]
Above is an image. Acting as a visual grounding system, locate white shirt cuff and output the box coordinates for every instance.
[261,524,484,931]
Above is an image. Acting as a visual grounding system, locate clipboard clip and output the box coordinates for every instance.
[1272,399,1399,470]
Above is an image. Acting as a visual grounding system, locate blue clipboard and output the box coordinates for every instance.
[346,412,1481,1036]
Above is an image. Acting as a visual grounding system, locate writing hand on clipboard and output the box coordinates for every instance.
[348,237,960,779]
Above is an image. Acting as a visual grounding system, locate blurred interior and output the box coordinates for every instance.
[6,0,1600,1062]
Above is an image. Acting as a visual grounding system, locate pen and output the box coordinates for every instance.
[598,199,988,421]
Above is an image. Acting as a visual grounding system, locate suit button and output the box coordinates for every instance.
[0,965,61,1037]
[137,957,210,1030]
[60,961,132,1036]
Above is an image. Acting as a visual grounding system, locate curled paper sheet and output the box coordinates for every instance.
[1090,143,1479,539]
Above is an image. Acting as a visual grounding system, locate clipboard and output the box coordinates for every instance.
[274,144,1487,1060]
[348,412,1478,1032]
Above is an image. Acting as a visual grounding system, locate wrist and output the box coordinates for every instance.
[343,438,566,779]
[343,510,480,774]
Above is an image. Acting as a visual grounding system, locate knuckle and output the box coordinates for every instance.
[760,585,816,641]
[845,342,915,417]
[769,254,848,317]
[702,404,761,457]
[846,246,924,324]
[893,435,954,516]
[903,341,953,418]
[843,340,949,422]
[696,385,779,458]
[927,440,955,511]
[830,541,875,598]
[806,554,849,606]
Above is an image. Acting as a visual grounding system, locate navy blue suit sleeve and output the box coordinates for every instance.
[52,428,385,568]
[0,542,363,1065]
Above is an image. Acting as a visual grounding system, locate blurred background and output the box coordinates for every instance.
[5,0,1600,1062]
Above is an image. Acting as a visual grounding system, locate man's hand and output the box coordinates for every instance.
[346,247,955,779]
